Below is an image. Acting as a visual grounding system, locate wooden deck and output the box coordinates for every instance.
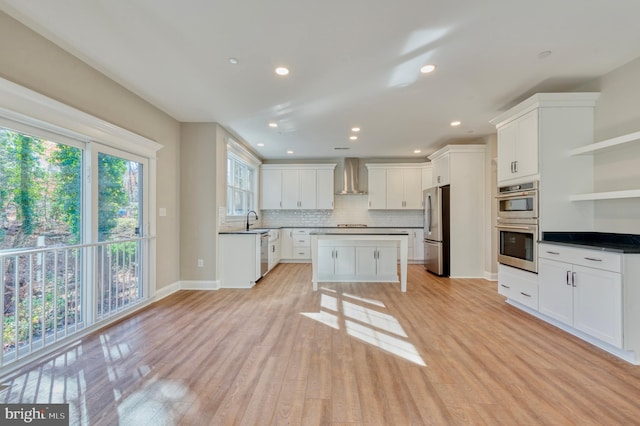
[1,263,639,425]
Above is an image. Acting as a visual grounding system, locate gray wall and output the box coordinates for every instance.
[579,57,640,233]
[180,123,218,281]
[0,11,182,291]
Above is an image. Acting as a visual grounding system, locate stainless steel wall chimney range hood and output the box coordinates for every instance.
[337,157,366,195]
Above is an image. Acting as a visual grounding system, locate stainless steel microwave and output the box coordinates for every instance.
[496,181,538,221]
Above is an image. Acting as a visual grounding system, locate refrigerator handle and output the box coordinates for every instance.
[427,193,432,233]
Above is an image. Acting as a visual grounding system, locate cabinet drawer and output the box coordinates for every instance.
[293,247,311,259]
[292,229,312,236]
[498,265,538,310]
[293,235,310,247]
[539,243,621,273]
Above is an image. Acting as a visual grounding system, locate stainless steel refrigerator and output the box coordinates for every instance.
[423,185,450,276]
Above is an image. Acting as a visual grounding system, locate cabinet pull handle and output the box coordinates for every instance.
[584,257,602,262]
[514,161,518,173]
[520,292,531,298]
[500,284,510,289]
[572,272,577,287]
[546,251,560,255]
[566,271,571,286]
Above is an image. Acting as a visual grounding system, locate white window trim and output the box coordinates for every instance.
[226,138,261,220]
[0,76,160,298]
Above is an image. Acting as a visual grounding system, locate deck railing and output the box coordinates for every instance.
[0,237,150,368]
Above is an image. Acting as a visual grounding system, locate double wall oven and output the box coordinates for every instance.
[496,181,538,273]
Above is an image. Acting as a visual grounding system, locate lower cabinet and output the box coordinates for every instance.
[318,246,356,279]
[317,242,398,282]
[497,264,538,310]
[219,234,261,288]
[539,257,622,347]
[280,228,314,262]
[355,246,397,281]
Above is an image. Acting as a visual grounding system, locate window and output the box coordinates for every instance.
[226,151,257,217]
[0,76,160,369]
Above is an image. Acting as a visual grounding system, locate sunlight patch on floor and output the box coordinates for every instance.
[302,288,426,366]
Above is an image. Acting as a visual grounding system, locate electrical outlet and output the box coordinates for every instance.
[197,259,204,267]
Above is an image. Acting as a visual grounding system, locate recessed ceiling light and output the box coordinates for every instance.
[228,57,239,65]
[268,122,278,128]
[349,136,358,140]
[414,150,421,154]
[275,67,290,76]
[287,150,294,154]
[351,127,361,132]
[420,64,436,74]
[257,143,264,147]
[450,121,462,127]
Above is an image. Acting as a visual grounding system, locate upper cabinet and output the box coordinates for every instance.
[431,152,450,186]
[490,92,600,232]
[496,109,539,184]
[260,164,336,210]
[365,163,426,210]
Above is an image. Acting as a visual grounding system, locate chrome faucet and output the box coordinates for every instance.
[246,210,259,231]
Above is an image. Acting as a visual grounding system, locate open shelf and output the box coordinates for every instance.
[570,189,640,201]
[569,130,640,156]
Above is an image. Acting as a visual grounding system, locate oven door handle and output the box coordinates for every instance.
[495,191,537,199]
[495,225,536,231]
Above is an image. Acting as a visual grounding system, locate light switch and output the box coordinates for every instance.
[159,207,167,217]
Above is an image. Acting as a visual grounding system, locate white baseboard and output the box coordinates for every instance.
[179,280,221,290]
[153,281,181,299]
[484,271,498,281]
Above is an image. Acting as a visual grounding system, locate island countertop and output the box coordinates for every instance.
[310,230,409,236]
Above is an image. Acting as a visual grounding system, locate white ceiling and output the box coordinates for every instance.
[3,0,640,160]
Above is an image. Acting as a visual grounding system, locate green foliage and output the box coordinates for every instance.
[0,130,45,235]
[98,153,128,241]
[50,145,82,243]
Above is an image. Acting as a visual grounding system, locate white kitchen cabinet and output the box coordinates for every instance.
[491,93,599,233]
[413,229,424,261]
[291,229,314,261]
[219,234,261,288]
[422,163,433,190]
[261,164,336,210]
[497,264,539,310]
[496,109,538,184]
[316,168,335,209]
[283,169,316,209]
[386,167,423,209]
[367,167,387,209]
[539,257,622,347]
[318,246,356,279]
[267,230,281,272]
[427,145,486,277]
[366,163,425,210]
[355,246,397,280]
[538,243,623,347]
[280,228,293,259]
[431,153,450,186]
[260,169,283,209]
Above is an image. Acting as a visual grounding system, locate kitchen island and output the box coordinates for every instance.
[310,230,409,292]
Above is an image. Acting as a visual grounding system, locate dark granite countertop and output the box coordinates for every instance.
[311,230,409,236]
[219,229,269,235]
[541,232,640,253]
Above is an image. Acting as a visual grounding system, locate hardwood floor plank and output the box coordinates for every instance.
[1,264,640,425]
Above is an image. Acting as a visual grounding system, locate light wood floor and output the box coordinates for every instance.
[2,264,640,425]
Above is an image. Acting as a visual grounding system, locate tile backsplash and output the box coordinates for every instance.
[261,195,423,228]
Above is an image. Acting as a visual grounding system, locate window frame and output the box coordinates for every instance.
[226,139,260,220]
